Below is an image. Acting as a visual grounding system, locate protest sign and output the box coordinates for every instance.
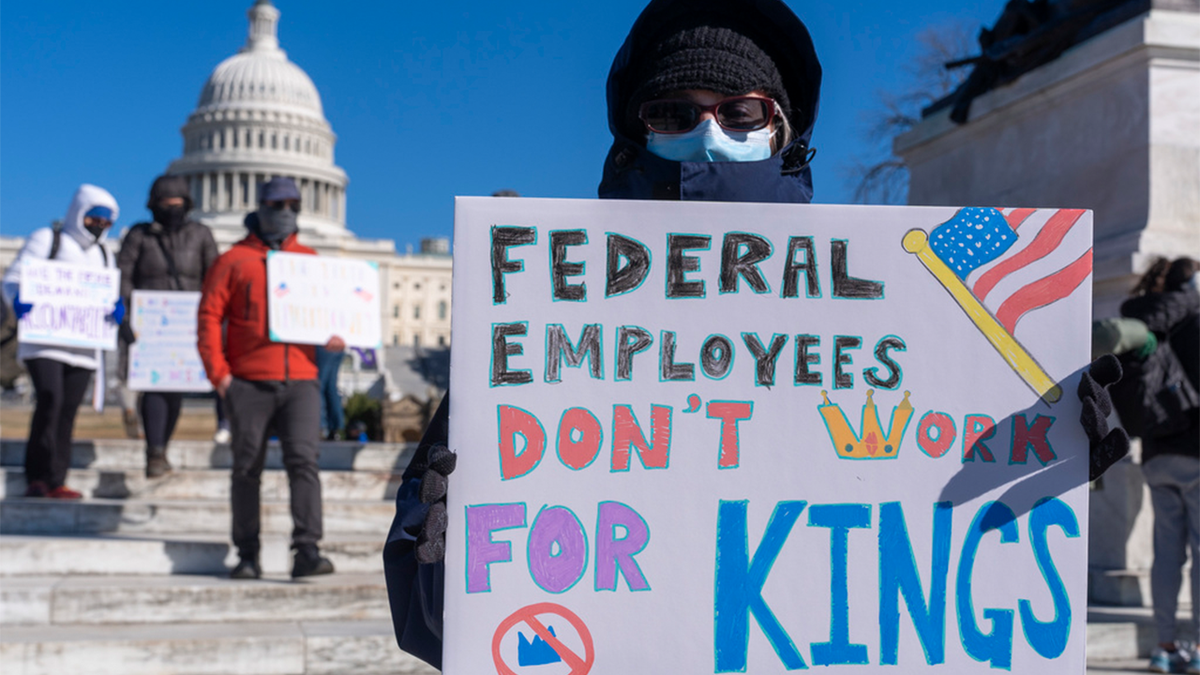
[265,252,381,348]
[127,291,211,392]
[18,258,119,350]
[445,198,1094,674]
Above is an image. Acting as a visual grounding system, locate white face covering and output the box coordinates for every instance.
[646,119,774,163]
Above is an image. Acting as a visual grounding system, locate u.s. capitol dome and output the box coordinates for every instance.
[167,0,381,254]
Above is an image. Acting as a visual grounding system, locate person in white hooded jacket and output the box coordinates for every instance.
[2,184,121,498]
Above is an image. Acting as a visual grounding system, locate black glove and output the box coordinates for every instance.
[414,444,456,565]
[1079,354,1130,481]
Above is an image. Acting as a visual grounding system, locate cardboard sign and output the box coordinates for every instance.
[127,290,211,393]
[445,198,1093,674]
[18,258,120,350]
[266,251,382,348]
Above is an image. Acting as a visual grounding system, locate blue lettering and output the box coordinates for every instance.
[879,501,952,665]
[808,503,871,666]
[957,501,1018,670]
[1019,497,1078,659]
[714,500,807,672]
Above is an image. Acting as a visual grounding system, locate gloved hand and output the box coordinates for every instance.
[11,292,33,320]
[108,297,126,325]
[1079,354,1130,481]
[413,444,456,565]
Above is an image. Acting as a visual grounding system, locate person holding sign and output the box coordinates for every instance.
[2,184,122,499]
[383,0,1130,668]
[386,0,824,666]
[117,174,219,478]
[197,176,345,580]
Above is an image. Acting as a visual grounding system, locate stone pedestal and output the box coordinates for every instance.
[895,9,1199,606]
[896,9,1200,318]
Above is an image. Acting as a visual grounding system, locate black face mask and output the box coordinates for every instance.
[256,208,298,247]
[85,223,108,240]
[152,204,188,230]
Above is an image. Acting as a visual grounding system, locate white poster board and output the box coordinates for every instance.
[18,258,120,350]
[127,290,211,392]
[446,198,1093,674]
[265,251,382,348]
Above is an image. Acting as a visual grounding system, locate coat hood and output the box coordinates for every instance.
[63,184,119,248]
[599,0,822,203]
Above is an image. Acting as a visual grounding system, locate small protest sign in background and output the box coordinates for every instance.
[444,198,1093,674]
[266,252,382,348]
[18,258,119,350]
[127,290,211,392]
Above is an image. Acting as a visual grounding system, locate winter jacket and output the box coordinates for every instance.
[1121,288,1200,392]
[117,219,219,297]
[598,0,822,203]
[1116,289,1200,465]
[1109,337,1198,465]
[384,0,824,667]
[2,184,120,370]
[196,230,318,387]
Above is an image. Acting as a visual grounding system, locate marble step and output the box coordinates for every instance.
[0,438,416,473]
[0,619,437,675]
[1085,605,1181,660]
[1089,566,1193,607]
[0,497,396,536]
[2,572,390,626]
[0,533,387,577]
[1,467,403,501]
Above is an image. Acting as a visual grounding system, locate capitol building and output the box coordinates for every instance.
[1,0,452,351]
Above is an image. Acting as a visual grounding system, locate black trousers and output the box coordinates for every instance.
[226,378,323,558]
[140,392,182,448]
[24,358,93,489]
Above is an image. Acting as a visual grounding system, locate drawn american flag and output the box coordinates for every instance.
[929,207,1092,338]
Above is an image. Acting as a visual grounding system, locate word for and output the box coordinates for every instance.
[714,497,1078,671]
[465,501,650,594]
[491,227,885,303]
[492,322,906,390]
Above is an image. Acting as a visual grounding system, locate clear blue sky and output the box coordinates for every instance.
[1,0,1006,249]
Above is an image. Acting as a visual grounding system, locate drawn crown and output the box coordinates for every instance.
[818,389,913,460]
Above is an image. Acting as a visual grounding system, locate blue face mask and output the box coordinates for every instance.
[646,119,774,163]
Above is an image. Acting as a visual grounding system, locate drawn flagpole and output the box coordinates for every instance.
[902,228,1062,404]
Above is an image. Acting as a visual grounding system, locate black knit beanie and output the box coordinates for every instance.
[626,22,791,137]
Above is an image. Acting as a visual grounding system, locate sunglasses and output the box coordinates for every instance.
[265,201,301,213]
[639,95,777,134]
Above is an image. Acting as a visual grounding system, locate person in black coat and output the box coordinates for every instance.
[116,174,219,477]
[1115,257,1199,671]
[383,0,1128,666]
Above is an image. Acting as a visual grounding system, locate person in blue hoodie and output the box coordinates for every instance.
[383,0,1128,667]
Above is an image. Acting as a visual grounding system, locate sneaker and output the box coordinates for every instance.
[1150,646,1184,674]
[292,546,335,578]
[23,480,48,497]
[213,427,232,444]
[46,485,83,499]
[230,558,261,579]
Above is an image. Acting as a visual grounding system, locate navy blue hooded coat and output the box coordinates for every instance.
[383,0,822,667]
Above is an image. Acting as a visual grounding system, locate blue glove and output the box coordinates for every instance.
[108,297,126,325]
[11,291,33,320]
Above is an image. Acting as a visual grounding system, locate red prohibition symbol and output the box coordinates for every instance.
[491,602,595,675]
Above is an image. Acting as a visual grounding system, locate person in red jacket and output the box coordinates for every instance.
[197,176,344,579]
